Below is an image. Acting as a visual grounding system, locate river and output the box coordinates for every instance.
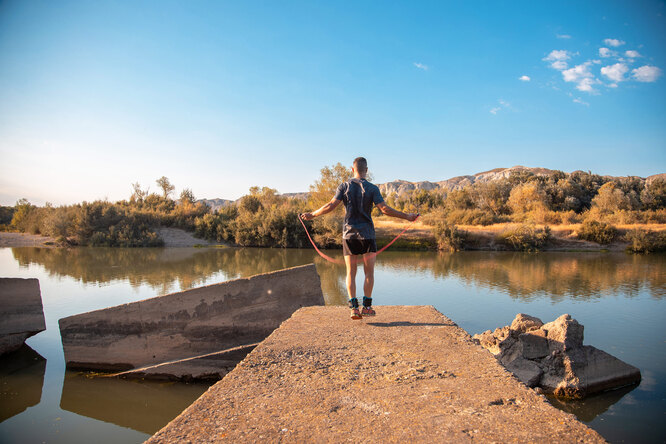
[0,247,664,443]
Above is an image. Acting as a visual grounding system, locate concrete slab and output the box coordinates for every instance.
[148,306,605,443]
[59,264,324,373]
[0,278,46,355]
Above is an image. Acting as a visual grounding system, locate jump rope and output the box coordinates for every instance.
[298,213,420,265]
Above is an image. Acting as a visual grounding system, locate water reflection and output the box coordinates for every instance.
[546,384,640,422]
[12,248,665,304]
[0,345,46,422]
[60,371,211,435]
[378,251,666,301]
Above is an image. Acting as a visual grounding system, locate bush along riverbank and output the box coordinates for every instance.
[1,167,665,253]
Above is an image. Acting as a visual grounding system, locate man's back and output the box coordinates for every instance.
[334,178,384,240]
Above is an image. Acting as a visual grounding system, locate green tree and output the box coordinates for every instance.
[307,163,352,209]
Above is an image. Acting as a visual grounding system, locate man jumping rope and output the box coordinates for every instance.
[301,157,418,319]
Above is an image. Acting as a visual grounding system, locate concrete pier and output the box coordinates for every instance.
[149,306,605,443]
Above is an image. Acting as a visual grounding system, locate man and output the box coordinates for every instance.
[301,157,418,319]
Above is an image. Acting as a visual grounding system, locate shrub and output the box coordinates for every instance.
[624,229,666,253]
[432,223,466,252]
[495,224,552,252]
[446,208,498,226]
[577,220,617,244]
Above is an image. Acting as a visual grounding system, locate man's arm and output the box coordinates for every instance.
[376,202,418,221]
[301,198,341,220]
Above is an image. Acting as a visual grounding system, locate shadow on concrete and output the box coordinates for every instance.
[365,321,455,327]
[0,344,46,422]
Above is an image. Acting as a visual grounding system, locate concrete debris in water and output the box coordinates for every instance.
[0,278,46,355]
[473,313,641,399]
[59,264,324,380]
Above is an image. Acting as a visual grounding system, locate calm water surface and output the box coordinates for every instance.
[0,247,664,443]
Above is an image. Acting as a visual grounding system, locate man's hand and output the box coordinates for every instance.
[406,213,419,222]
[301,212,315,221]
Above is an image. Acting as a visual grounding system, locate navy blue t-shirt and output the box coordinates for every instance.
[334,178,384,239]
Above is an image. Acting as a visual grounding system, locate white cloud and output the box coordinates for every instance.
[604,38,625,47]
[625,50,641,58]
[413,62,428,71]
[519,75,531,82]
[562,62,600,93]
[576,77,599,92]
[599,47,617,58]
[573,97,589,106]
[543,50,570,70]
[632,65,662,82]
[601,63,629,82]
[490,107,500,115]
[557,34,571,39]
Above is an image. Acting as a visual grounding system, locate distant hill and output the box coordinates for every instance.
[201,166,665,203]
[197,198,235,212]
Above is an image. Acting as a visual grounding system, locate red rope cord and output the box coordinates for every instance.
[299,214,419,265]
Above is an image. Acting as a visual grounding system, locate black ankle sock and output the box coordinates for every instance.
[348,298,359,309]
[363,296,372,308]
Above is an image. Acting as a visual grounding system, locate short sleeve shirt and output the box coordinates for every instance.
[334,178,385,239]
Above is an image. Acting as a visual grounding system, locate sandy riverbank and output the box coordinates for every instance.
[0,229,226,248]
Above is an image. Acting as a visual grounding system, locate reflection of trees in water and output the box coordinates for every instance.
[376,251,665,301]
[11,247,350,302]
[11,248,664,302]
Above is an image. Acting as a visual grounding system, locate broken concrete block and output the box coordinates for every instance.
[0,278,46,355]
[474,313,641,399]
[58,264,325,377]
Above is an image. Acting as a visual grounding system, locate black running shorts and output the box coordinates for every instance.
[342,238,377,256]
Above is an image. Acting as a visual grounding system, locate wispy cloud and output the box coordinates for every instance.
[573,97,589,106]
[604,38,625,47]
[490,99,512,115]
[413,62,428,71]
[599,47,617,58]
[601,63,629,82]
[632,65,662,82]
[625,50,641,58]
[556,34,571,39]
[519,75,531,82]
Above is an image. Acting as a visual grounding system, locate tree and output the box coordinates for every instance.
[307,163,352,209]
[131,182,148,203]
[156,176,175,199]
[180,188,196,204]
[508,182,548,214]
[592,182,631,214]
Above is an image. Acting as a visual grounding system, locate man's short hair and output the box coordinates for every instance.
[353,157,368,172]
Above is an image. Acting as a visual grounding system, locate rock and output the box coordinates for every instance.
[510,313,543,334]
[0,278,46,355]
[505,357,543,387]
[519,330,549,359]
[475,313,641,399]
[541,314,584,352]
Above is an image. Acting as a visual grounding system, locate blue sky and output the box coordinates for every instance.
[0,0,664,205]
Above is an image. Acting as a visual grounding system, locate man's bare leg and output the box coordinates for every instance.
[362,252,376,298]
[344,255,358,299]
[361,253,377,316]
[345,255,362,319]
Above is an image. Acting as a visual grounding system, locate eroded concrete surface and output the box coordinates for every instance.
[0,278,46,355]
[59,264,324,376]
[149,306,605,443]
